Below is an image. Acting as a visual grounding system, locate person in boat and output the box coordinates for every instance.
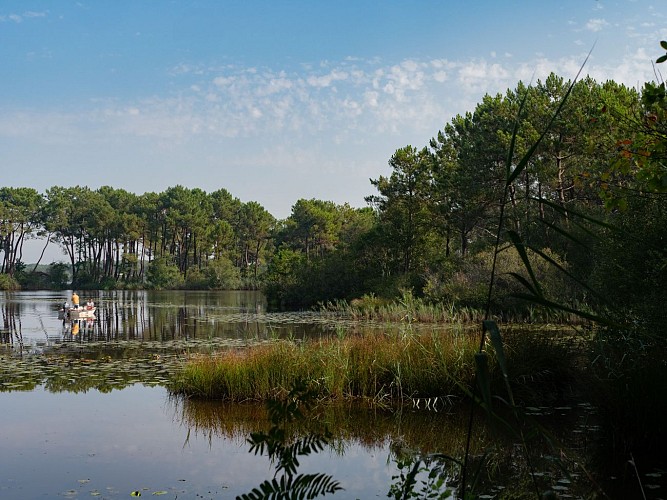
[72,291,80,309]
[86,298,95,310]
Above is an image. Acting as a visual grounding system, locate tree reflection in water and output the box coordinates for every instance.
[1,291,655,498]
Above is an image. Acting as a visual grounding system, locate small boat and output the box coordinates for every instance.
[61,306,96,319]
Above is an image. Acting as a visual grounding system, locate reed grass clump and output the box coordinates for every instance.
[320,290,486,324]
[171,328,581,405]
[172,331,484,402]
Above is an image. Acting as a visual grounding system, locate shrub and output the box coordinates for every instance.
[48,262,70,289]
[424,247,573,318]
[146,257,184,289]
[0,273,20,290]
[204,257,241,289]
[184,267,209,289]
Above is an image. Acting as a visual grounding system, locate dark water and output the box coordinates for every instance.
[1,290,665,499]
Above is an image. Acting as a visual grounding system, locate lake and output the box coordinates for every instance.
[0,290,466,499]
[1,290,664,499]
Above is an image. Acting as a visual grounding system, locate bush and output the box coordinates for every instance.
[184,267,208,289]
[48,262,70,289]
[146,257,184,289]
[0,273,20,290]
[204,258,241,289]
[423,247,573,317]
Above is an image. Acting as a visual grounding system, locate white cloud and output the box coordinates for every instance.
[0,10,47,23]
[2,48,660,175]
[213,76,235,87]
[363,90,379,107]
[23,11,47,19]
[457,60,510,93]
[586,18,609,32]
[433,71,448,83]
[306,69,349,88]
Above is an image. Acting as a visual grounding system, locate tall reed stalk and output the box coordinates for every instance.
[460,52,593,499]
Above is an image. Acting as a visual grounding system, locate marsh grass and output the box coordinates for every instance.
[171,328,582,406]
[319,289,579,325]
[171,332,477,401]
[320,292,486,324]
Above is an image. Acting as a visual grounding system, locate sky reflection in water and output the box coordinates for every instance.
[0,291,409,498]
[0,385,396,498]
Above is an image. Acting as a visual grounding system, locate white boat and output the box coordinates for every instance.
[61,306,96,319]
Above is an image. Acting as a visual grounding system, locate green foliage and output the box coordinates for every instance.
[422,247,572,319]
[263,248,307,306]
[0,187,43,276]
[204,257,241,289]
[0,273,20,290]
[183,267,208,289]
[146,257,184,289]
[656,40,667,64]
[48,262,70,289]
[367,146,437,273]
[388,446,455,500]
[238,380,343,500]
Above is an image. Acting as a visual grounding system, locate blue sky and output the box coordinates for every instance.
[2,0,666,235]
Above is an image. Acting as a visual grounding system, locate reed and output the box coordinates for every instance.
[171,332,481,401]
[170,328,580,404]
[320,291,488,324]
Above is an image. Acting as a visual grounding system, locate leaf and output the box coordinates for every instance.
[484,320,515,406]
[505,88,530,179]
[657,55,667,64]
[475,352,492,412]
[530,197,618,232]
[512,292,620,326]
[506,230,543,297]
[660,40,667,50]
[522,244,606,301]
[508,272,539,296]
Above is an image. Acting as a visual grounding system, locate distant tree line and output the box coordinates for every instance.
[0,185,275,290]
[1,71,666,324]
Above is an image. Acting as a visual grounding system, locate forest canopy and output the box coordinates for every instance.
[1,70,665,327]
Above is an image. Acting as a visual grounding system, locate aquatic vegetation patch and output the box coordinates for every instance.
[0,334,283,393]
[171,329,580,404]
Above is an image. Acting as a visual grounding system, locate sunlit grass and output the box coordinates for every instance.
[170,328,582,403]
[171,331,478,401]
[320,294,486,324]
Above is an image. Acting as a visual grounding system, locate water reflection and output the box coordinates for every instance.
[0,290,367,351]
[0,298,24,349]
[170,395,607,498]
[172,396,475,456]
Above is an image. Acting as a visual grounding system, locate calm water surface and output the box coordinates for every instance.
[0,386,400,498]
[3,290,664,499]
[0,290,445,499]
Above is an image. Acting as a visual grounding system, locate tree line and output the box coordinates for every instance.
[2,71,665,324]
[265,71,665,325]
[0,185,275,290]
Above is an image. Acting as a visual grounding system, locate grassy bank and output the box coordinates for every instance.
[319,291,583,325]
[170,327,581,404]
